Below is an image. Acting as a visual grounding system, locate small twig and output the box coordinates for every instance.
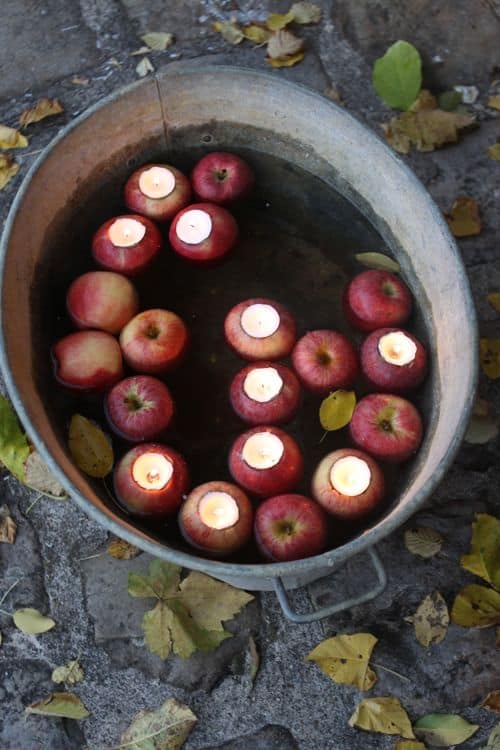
[0,607,11,617]
[25,493,43,515]
[370,661,411,683]
[77,553,104,562]
[0,578,21,607]
[319,430,328,444]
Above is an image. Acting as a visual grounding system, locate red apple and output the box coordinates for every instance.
[229,361,301,425]
[66,271,139,335]
[344,270,412,331]
[349,393,423,463]
[255,494,328,562]
[311,448,385,520]
[119,309,189,375]
[52,330,123,391]
[169,202,238,265]
[114,443,189,516]
[191,152,255,205]
[105,376,175,442]
[179,480,253,556]
[360,327,428,393]
[92,214,162,276]
[224,298,297,361]
[291,330,359,395]
[228,425,304,498]
[124,163,192,222]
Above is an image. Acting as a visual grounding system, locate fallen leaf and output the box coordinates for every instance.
[290,2,322,23]
[438,90,463,111]
[0,505,17,544]
[324,85,343,103]
[267,51,305,68]
[382,108,475,154]
[488,95,500,110]
[445,197,481,237]
[0,124,28,149]
[141,32,174,51]
[131,46,151,56]
[19,98,64,128]
[394,743,427,750]
[473,398,490,418]
[161,599,230,659]
[24,451,67,497]
[120,697,197,750]
[179,571,254,630]
[414,713,479,747]
[373,40,422,111]
[26,692,89,720]
[482,691,500,714]
[410,591,449,647]
[71,76,89,86]
[267,29,304,62]
[460,514,500,590]
[464,416,498,444]
[108,537,141,560]
[487,143,500,160]
[488,294,500,312]
[349,697,415,738]
[136,57,155,77]
[404,527,443,558]
[0,154,19,189]
[213,21,244,45]
[409,90,438,111]
[355,252,400,272]
[248,636,260,683]
[483,724,500,750]
[0,394,30,481]
[142,601,173,659]
[13,608,56,634]
[480,339,500,379]
[51,659,84,685]
[451,584,500,627]
[306,632,378,690]
[319,390,356,431]
[242,25,271,44]
[266,11,294,31]
[68,414,113,478]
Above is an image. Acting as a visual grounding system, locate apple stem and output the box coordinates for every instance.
[370,661,411,683]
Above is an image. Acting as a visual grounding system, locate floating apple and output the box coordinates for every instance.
[124,163,192,222]
[360,327,428,393]
[113,442,189,516]
[229,361,301,425]
[92,214,162,276]
[66,271,139,335]
[254,494,329,562]
[120,309,189,375]
[224,298,297,361]
[169,202,238,265]
[191,152,255,205]
[349,393,423,463]
[105,375,175,442]
[52,330,123,392]
[291,329,359,395]
[344,270,412,331]
[179,480,254,557]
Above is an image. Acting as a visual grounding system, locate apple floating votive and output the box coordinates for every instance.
[254,494,329,562]
[124,163,192,222]
[52,330,123,392]
[224,298,297,361]
[291,330,359,395]
[169,202,238,265]
[119,308,189,375]
[311,448,385,520]
[179,480,253,556]
[229,425,304,498]
[191,152,255,205]
[230,361,301,425]
[349,393,423,463]
[344,269,412,332]
[66,271,139,335]
[92,214,162,276]
[361,327,428,393]
[105,376,175,442]
[113,443,189,516]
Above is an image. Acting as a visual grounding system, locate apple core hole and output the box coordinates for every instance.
[124,394,143,412]
[380,419,393,432]
[215,168,228,182]
[275,519,295,536]
[146,325,160,339]
[316,350,332,366]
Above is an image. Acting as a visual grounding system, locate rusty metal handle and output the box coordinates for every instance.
[273,547,386,624]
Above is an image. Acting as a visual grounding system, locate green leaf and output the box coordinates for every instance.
[438,91,463,111]
[120,697,197,750]
[13,608,55,634]
[148,560,181,599]
[143,601,172,659]
[68,414,113,478]
[355,252,400,272]
[373,41,422,111]
[26,692,89,720]
[0,394,30,481]
[483,724,500,749]
[305,632,378,690]
[179,571,254,631]
[319,390,356,431]
[414,714,478,747]
[128,573,158,599]
[460,514,500,590]
[349,696,414,738]
[451,584,500,628]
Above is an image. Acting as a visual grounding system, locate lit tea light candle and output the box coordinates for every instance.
[132,452,173,490]
[198,491,239,530]
[330,456,371,497]
[241,303,280,339]
[242,431,284,469]
[139,166,176,199]
[108,217,146,248]
[175,209,212,244]
[378,331,417,366]
[243,366,283,403]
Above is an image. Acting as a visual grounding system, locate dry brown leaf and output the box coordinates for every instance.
[136,57,154,77]
[410,591,449,647]
[324,85,343,103]
[445,197,481,237]
[107,537,141,560]
[242,25,271,44]
[0,505,17,544]
[488,293,500,312]
[488,95,500,110]
[24,451,67,497]
[0,154,19,190]
[290,2,322,23]
[0,125,28,149]
[382,108,475,154]
[409,89,438,111]
[404,527,443,558]
[213,21,244,45]
[480,339,500,379]
[19,98,64,128]
[487,143,500,160]
[482,691,500,714]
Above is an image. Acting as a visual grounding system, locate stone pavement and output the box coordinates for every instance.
[0,2,499,749]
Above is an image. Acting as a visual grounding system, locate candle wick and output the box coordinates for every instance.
[147,469,160,482]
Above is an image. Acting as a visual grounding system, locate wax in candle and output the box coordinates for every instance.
[132,453,173,490]
[378,331,417,366]
[139,166,176,199]
[175,209,212,244]
[198,491,239,529]
[330,456,371,496]
[240,303,280,338]
[243,366,283,403]
[242,431,284,469]
[108,217,146,248]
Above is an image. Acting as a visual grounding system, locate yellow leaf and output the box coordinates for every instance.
[0,124,28,149]
[355,252,400,272]
[19,98,63,128]
[266,11,294,30]
[488,95,500,110]
[445,197,481,237]
[107,537,141,560]
[121,698,197,750]
[24,450,67,497]
[267,29,304,59]
[267,51,305,67]
[242,24,271,44]
[460,514,500,590]
[140,32,174,51]
[290,2,322,23]
[213,21,244,44]
[13,608,55,634]
[0,154,19,190]
[305,632,378,690]
[404,527,443,558]
[382,108,475,153]
[71,76,89,86]
[488,293,500,312]
[26,692,89,719]
[319,390,356,431]
[480,338,500,379]
[0,505,17,544]
[179,571,254,631]
[487,143,500,160]
[394,743,427,750]
[410,591,449,647]
[451,584,500,627]
[51,659,84,685]
[68,415,113,478]
[349,697,415,738]
[135,56,154,77]
[482,691,500,714]
[414,713,479,746]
